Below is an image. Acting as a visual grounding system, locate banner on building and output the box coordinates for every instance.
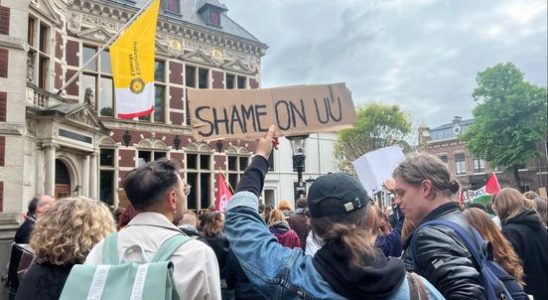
[187,83,356,141]
[215,173,232,213]
[111,0,160,119]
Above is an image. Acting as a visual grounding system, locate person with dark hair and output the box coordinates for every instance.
[287,198,310,250]
[393,153,485,298]
[224,126,444,299]
[117,204,137,230]
[85,159,221,299]
[7,195,54,299]
[202,212,231,299]
[14,195,55,244]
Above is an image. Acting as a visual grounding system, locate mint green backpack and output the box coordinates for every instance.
[60,233,191,300]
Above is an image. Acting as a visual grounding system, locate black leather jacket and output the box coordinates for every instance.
[403,202,486,300]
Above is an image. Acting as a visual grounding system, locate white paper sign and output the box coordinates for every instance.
[352,145,405,196]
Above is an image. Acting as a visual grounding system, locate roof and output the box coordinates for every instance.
[125,0,263,44]
[428,118,474,141]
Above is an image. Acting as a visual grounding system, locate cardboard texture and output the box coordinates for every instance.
[188,83,356,141]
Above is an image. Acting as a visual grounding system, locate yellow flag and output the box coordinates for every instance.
[111,0,160,119]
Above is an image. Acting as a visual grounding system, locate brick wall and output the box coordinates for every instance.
[0,6,9,36]
[0,91,6,122]
[169,61,183,85]
[0,136,5,166]
[0,48,8,78]
[212,70,224,89]
[0,181,3,212]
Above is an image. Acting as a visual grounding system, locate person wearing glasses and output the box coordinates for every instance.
[85,158,221,299]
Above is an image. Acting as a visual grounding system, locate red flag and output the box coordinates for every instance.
[485,173,500,195]
[215,173,232,213]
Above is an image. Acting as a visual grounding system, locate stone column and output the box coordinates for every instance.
[82,154,90,197]
[44,144,56,196]
[90,152,98,199]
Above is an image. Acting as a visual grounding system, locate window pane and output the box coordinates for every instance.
[38,56,49,89]
[39,24,48,53]
[198,68,208,89]
[200,154,210,169]
[237,76,246,89]
[83,46,97,71]
[167,0,180,13]
[99,77,114,116]
[100,170,114,205]
[101,51,112,74]
[154,85,165,123]
[185,65,196,87]
[154,151,167,161]
[209,10,220,25]
[226,74,235,89]
[200,173,211,210]
[228,156,237,171]
[138,151,151,166]
[455,154,466,175]
[187,172,198,210]
[229,173,238,192]
[28,18,35,47]
[239,156,248,171]
[100,149,115,166]
[155,60,165,82]
[82,74,97,104]
[187,154,197,169]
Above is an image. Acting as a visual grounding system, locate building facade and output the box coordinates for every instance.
[422,116,548,193]
[0,0,342,259]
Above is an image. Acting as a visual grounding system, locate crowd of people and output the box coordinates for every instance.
[4,126,548,299]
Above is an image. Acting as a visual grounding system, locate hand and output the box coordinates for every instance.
[384,177,396,193]
[255,125,276,160]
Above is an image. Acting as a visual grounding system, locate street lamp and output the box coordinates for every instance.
[287,134,309,200]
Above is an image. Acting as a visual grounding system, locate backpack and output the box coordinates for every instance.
[409,220,528,300]
[60,233,191,300]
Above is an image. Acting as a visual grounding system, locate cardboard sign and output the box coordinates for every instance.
[188,83,356,141]
[352,145,405,197]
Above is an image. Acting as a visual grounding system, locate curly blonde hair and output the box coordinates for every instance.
[30,197,116,265]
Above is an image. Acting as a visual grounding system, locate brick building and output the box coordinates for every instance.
[421,116,548,193]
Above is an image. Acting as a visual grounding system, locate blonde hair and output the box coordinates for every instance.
[493,188,536,224]
[268,209,285,225]
[464,208,525,286]
[277,200,292,211]
[30,197,116,265]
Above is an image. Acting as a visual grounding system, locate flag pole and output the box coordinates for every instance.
[56,0,157,96]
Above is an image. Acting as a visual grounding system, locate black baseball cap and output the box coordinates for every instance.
[307,173,369,218]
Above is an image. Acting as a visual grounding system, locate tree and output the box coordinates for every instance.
[462,63,548,189]
[335,103,413,170]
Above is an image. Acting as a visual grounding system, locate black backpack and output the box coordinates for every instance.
[409,220,528,300]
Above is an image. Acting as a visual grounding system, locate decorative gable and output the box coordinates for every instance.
[76,26,114,42]
[65,104,107,131]
[183,50,215,66]
[30,0,61,25]
[222,59,255,75]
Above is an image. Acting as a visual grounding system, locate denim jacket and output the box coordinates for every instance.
[225,190,445,300]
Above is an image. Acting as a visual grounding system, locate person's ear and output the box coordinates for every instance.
[168,190,177,209]
[421,180,434,199]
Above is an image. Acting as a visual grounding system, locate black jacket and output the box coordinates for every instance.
[502,209,548,300]
[225,249,267,300]
[403,202,485,300]
[15,262,73,300]
[14,217,35,244]
[203,231,230,279]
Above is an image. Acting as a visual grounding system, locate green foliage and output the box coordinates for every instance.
[462,63,548,183]
[335,103,412,167]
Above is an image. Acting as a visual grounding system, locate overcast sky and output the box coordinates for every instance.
[222,0,547,128]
